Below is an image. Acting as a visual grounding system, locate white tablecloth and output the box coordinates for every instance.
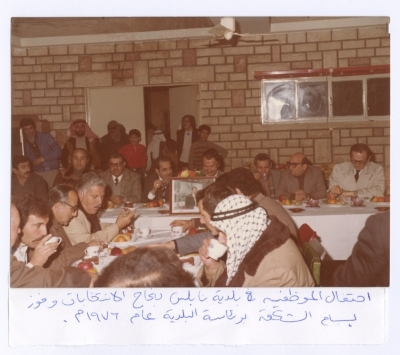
[287,200,388,260]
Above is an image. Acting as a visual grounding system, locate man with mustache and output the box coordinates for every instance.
[11,197,93,287]
[64,172,135,245]
[11,155,48,198]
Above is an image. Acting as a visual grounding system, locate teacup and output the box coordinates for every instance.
[85,246,100,257]
[351,197,364,206]
[307,199,320,207]
[138,228,151,239]
[44,236,62,245]
[171,225,184,238]
[208,239,228,260]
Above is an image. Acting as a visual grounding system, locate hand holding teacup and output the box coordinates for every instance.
[30,234,59,266]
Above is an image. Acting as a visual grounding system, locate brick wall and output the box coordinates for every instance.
[11,24,390,169]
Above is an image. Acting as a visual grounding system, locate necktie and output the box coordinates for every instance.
[115,177,119,185]
[354,170,360,182]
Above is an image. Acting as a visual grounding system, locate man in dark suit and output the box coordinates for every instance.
[142,156,173,203]
[99,153,142,204]
[335,211,389,287]
[185,187,197,209]
[276,152,327,202]
[176,114,199,171]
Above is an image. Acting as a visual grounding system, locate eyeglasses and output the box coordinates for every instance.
[62,201,78,213]
[286,162,303,168]
[351,159,368,166]
[109,162,124,168]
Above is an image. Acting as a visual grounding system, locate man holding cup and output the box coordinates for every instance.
[11,197,93,287]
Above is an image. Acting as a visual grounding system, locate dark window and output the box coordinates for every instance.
[367,77,390,116]
[332,80,363,116]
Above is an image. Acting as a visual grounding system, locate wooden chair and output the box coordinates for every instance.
[298,224,324,286]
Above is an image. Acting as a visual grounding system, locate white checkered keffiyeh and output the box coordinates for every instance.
[210,194,269,285]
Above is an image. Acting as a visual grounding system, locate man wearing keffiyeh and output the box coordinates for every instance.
[197,184,314,287]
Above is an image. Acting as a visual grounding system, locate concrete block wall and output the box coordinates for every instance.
[11,24,390,169]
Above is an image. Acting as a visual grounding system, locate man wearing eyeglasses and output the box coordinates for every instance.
[329,143,385,198]
[276,152,327,202]
[99,153,142,206]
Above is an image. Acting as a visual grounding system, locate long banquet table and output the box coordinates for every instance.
[98,200,388,261]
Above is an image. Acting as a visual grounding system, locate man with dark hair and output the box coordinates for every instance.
[61,119,102,171]
[63,172,135,245]
[19,117,62,187]
[253,153,276,198]
[11,197,93,288]
[99,153,142,205]
[200,148,224,177]
[188,124,227,171]
[95,247,195,287]
[276,152,327,202]
[38,185,103,269]
[11,155,48,198]
[185,187,198,209]
[142,156,173,202]
[197,185,313,287]
[100,120,130,170]
[176,114,199,170]
[329,143,385,198]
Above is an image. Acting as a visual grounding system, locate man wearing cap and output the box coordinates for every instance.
[100,120,130,170]
[60,119,102,171]
[19,117,62,187]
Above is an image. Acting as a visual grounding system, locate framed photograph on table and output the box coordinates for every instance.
[169,177,216,214]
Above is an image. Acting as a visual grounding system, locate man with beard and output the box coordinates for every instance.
[64,172,135,245]
[100,120,130,170]
[11,197,93,287]
[11,155,48,198]
[61,119,102,171]
[142,156,173,203]
[19,117,62,187]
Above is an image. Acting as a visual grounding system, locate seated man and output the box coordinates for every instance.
[99,153,142,205]
[252,153,275,198]
[37,184,103,269]
[197,185,314,287]
[63,172,135,245]
[95,247,195,287]
[188,124,228,171]
[11,155,48,198]
[142,156,173,203]
[276,152,327,202]
[329,143,385,198]
[334,211,389,287]
[162,168,299,257]
[11,198,93,287]
[185,187,197,209]
[200,149,224,177]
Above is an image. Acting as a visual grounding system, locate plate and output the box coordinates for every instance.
[375,206,390,212]
[281,202,303,208]
[288,208,304,213]
[321,199,347,207]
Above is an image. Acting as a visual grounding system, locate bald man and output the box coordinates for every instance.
[276,152,327,202]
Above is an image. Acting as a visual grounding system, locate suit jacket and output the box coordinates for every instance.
[176,129,199,161]
[63,209,119,245]
[99,169,142,203]
[276,165,327,200]
[335,211,389,287]
[329,161,385,198]
[185,194,196,209]
[142,172,170,203]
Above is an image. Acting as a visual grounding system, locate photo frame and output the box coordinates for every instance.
[169,177,216,214]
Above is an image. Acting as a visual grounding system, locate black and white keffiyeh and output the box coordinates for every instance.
[210,194,270,285]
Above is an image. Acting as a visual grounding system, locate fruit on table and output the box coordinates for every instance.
[78,261,94,271]
[187,227,198,235]
[278,194,286,202]
[371,196,386,202]
[327,198,337,204]
[122,246,137,255]
[111,247,123,256]
[86,268,98,275]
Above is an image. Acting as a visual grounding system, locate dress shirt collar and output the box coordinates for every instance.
[112,174,123,183]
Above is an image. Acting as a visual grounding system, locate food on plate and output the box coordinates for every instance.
[110,247,123,256]
[180,257,195,265]
[324,198,345,205]
[187,227,199,235]
[280,196,301,206]
[143,199,164,208]
[78,261,94,271]
[371,196,386,203]
[83,256,99,265]
[112,233,132,242]
[122,246,137,255]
